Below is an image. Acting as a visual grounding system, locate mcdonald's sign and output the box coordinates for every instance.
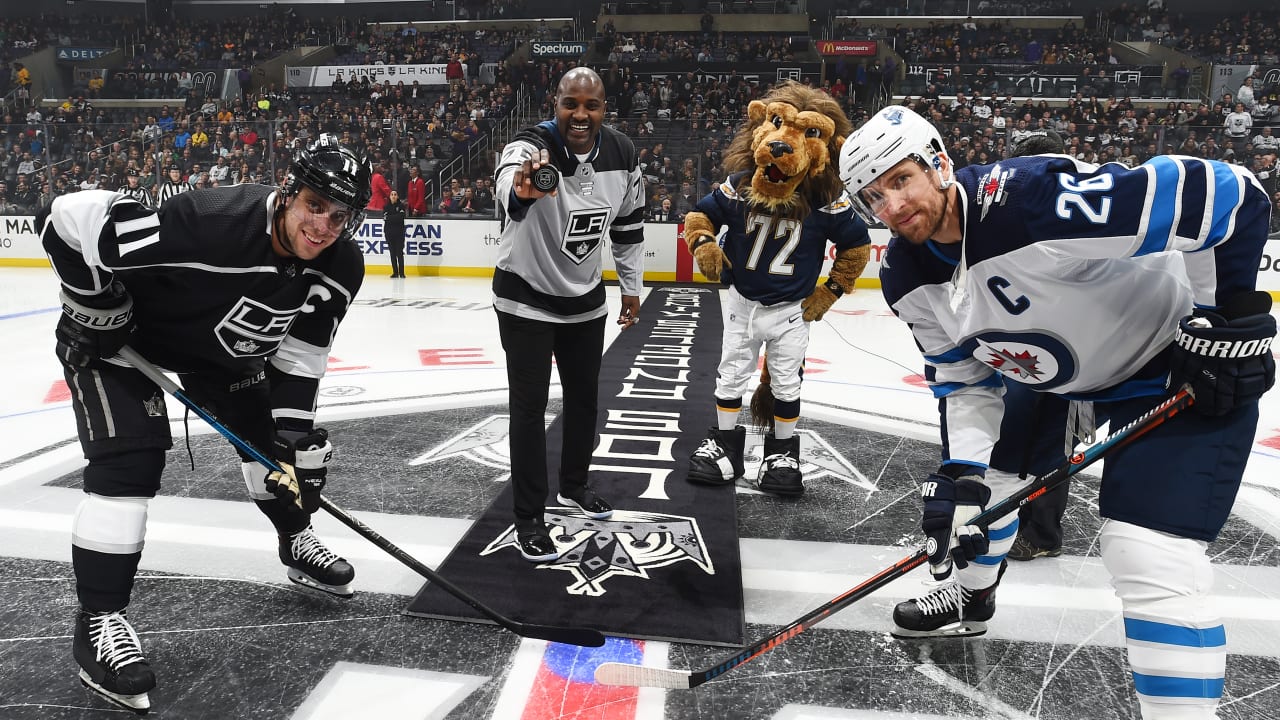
[817,40,877,56]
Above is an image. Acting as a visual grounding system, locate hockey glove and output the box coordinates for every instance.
[267,429,332,513]
[921,471,991,581]
[1169,291,1276,417]
[55,281,136,367]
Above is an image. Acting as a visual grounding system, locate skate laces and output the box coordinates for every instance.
[289,527,341,569]
[914,581,971,618]
[87,611,146,669]
[763,452,799,470]
[693,437,724,459]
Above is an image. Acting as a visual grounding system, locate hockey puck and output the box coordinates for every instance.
[531,165,560,193]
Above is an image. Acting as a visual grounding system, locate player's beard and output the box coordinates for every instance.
[896,184,951,245]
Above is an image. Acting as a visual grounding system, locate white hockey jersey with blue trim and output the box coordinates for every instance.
[880,154,1272,467]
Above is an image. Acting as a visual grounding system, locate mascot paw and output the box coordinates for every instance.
[801,285,839,322]
[693,242,729,282]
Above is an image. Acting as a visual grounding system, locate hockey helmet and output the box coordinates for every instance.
[839,105,951,225]
[283,133,372,243]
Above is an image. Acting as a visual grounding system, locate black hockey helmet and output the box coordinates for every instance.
[283,133,372,243]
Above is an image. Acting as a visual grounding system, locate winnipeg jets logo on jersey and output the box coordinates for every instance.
[976,165,1015,221]
[560,208,609,265]
[969,332,1075,387]
[216,297,299,358]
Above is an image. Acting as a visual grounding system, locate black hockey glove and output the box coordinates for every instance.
[921,470,991,581]
[1169,291,1276,417]
[267,429,332,513]
[55,281,135,367]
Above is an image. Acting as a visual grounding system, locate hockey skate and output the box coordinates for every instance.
[687,426,746,485]
[279,526,355,599]
[891,562,1007,639]
[757,433,804,497]
[74,608,155,715]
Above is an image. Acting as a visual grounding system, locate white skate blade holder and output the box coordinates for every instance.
[80,669,151,715]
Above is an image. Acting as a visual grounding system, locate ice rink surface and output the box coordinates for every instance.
[2,266,1278,719]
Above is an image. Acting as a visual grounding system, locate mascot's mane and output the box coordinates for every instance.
[721,80,853,218]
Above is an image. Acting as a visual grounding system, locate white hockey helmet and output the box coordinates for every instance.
[838,105,951,224]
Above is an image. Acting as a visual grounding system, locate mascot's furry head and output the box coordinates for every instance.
[721,80,853,216]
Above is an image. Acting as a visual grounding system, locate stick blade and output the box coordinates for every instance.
[520,624,606,647]
[594,662,695,689]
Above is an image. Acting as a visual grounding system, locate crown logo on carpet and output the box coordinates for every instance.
[481,510,714,597]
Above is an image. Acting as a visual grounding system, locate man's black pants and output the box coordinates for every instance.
[496,311,605,522]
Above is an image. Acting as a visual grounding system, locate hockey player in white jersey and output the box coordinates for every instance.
[41,133,371,714]
[839,106,1274,719]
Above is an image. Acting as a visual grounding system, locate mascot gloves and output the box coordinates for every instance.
[803,245,870,322]
[685,211,730,282]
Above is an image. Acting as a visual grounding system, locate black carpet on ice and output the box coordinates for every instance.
[407,285,744,646]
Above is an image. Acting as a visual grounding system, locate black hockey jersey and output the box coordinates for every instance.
[42,186,364,425]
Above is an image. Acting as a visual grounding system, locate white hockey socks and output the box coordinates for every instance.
[1101,520,1224,719]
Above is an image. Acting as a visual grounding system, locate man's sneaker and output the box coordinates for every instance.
[515,518,560,562]
[757,433,804,496]
[1007,535,1063,562]
[687,426,746,485]
[279,526,355,599]
[74,608,155,714]
[891,561,1007,638]
[557,487,614,520]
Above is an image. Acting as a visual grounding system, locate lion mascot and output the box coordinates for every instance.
[684,80,872,497]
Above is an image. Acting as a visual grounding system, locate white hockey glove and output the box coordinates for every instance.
[267,429,332,512]
[921,468,991,581]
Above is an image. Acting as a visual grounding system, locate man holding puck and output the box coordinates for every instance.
[492,67,647,562]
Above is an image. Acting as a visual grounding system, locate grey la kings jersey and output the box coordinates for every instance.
[493,121,645,323]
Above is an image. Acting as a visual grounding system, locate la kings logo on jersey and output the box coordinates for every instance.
[216,297,297,357]
[560,208,609,265]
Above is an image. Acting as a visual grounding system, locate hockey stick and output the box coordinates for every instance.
[117,346,606,648]
[596,387,1195,688]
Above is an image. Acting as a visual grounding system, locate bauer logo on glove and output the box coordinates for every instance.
[268,429,333,512]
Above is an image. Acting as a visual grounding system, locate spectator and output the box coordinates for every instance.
[366,162,391,216]
[473,177,494,214]
[405,165,428,217]
[650,196,675,222]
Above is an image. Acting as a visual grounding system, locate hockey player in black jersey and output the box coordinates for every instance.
[41,133,371,714]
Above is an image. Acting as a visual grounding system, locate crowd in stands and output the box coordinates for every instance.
[2,8,1280,232]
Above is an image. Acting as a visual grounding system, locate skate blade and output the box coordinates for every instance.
[287,568,355,599]
[890,620,988,639]
[79,669,151,715]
